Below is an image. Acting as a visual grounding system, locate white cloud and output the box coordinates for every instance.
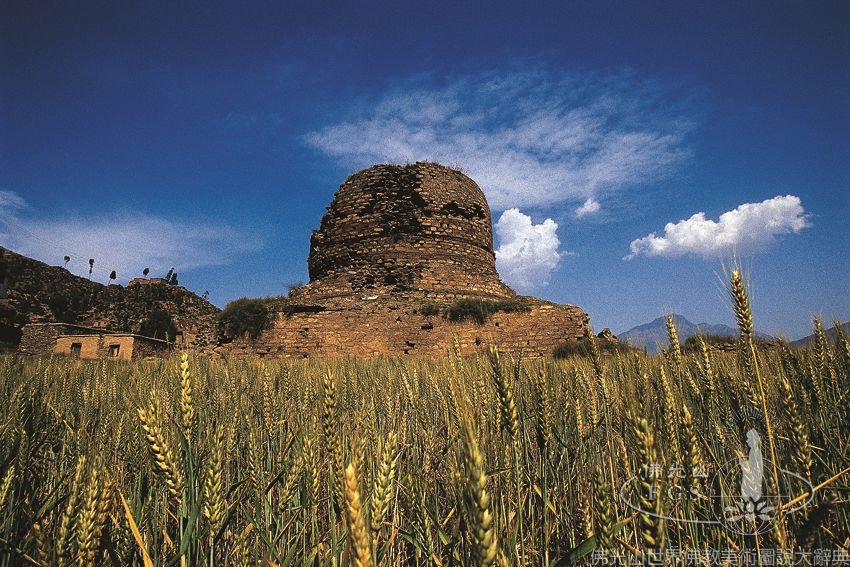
[0,190,259,284]
[0,190,27,213]
[304,68,695,211]
[495,208,563,290]
[625,195,810,259]
[574,197,601,218]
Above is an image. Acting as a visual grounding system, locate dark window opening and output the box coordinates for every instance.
[70,343,82,358]
[108,344,120,357]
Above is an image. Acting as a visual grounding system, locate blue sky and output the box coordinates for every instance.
[1,1,848,339]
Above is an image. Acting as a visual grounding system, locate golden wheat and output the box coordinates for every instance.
[344,462,373,567]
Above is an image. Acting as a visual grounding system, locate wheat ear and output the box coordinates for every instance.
[344,463,373,567]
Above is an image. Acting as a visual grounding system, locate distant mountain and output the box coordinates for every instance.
[619,314,771,353]
[791,321,849,348]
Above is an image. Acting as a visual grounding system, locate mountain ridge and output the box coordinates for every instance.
[618,313,773,352]
[790,321,849,348]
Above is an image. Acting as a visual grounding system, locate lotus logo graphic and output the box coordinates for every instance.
[620,427,814,536]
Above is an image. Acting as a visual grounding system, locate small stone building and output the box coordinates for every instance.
[19,322,171,360]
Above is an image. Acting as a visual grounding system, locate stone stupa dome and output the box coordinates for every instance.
[293,162,515,304]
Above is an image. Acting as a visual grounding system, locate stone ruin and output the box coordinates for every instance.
[223,162,591,358]
[292,162,514,304]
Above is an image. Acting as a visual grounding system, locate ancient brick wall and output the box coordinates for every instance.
[293,163,515,304]
[8,160,594,360]
[219,298,589,359]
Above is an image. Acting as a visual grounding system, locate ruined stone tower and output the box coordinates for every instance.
[227,162,590,358]
[292,162,514,305]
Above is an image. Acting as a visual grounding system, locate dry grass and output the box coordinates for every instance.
[0,274,847,565]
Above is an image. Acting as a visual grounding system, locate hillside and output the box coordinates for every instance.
[619,313,772,352]
[791,321,850,348]
[0,246,220,348]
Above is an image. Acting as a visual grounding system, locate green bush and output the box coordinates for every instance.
[553,338,633,359]
[492,298,533,314]
[138,308,178,341]
[217,295,290,342]
[446,299,493,324]
[445,298,531,325]
[262,295,291,313]
[419,302,440,317]
[219,298,269,341]
[682,332,773,352]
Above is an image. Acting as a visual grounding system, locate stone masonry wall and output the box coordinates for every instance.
[131,336,172,358]
[220,298,589,359]
[7,160,594,360]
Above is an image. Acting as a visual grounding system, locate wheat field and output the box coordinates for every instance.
[0,273,848,566]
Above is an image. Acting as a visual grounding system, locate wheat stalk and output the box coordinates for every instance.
[658,365,681,458]
[779,373,813,480]
[680,404,704,497]
[344,463,373,567]
[322,370,344,508]
[488,347,519,446]
[57,456,86,566]
[179,351,194,443]
[730,269,784,540]
[532,367,552,453]
[76,463,109,566]
[460,422,498,567]
[0,465,13,511]
[303,423,321,510]
[203,427,225,546]
[633,415,665,553]
[138,403,184,504]
[591,458,615,550]
[665,314,684,378]
[370,430,400,539]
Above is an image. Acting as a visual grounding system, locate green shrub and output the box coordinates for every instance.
[445,298,531,325]
[138,308,178,341]
[217,295,290,342]
[262,295,291,313]
[419,302,440,317]
[682,332,773,352]
[218,298,270,341]
[553,338,633,359]
[446,299,493,324]
[492,298,533,314]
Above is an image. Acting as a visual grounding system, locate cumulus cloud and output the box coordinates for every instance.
[495,208,563,290]
[304,68,695,211]
[0,190,259,284]
[625,195,810,259]
[574,197,601,218]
